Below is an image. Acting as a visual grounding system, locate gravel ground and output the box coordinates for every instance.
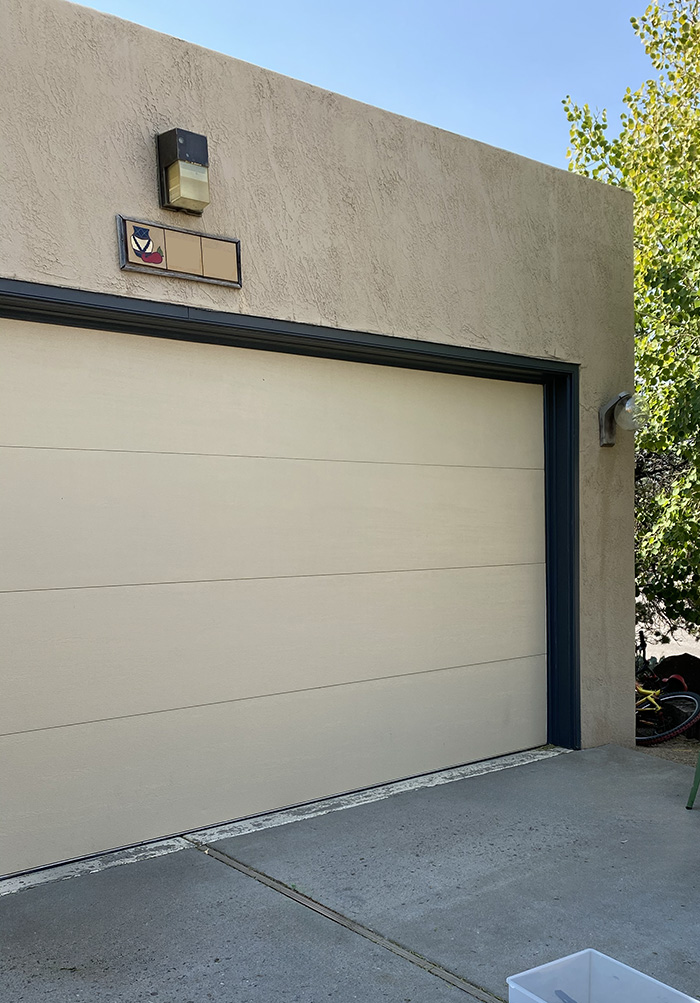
[639,734,700,767]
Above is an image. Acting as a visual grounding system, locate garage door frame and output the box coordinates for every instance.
[0,276,580,749]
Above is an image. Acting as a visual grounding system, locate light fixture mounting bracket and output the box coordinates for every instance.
[599,391,632,447]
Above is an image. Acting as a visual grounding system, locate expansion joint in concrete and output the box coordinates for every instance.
[183,835,504,1003]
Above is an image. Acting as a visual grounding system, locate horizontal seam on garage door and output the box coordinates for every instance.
[0,443,544,470]
[1,651,547,737]
[0,562,546,594]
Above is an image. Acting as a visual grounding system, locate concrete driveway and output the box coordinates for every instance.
[2,745,699,1002]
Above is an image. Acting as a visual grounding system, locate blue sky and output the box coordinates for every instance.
[84,0,655,169]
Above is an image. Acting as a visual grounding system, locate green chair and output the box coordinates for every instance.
[687,751,700,809]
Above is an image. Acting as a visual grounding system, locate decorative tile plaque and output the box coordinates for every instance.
[117,216,241,287]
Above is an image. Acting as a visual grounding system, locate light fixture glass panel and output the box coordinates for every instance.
[165,161,210,212]
[614,396,637,430]
[615,394,648,432]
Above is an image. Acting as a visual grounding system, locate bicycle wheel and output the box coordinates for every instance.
[636,691,700,745]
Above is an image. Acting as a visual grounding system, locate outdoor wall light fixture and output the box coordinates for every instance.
[157,128,210,214]
[599,391,636,446]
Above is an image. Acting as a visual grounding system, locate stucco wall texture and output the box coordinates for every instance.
[1,0,635,747]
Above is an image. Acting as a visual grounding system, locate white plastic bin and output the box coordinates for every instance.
[507,948,699,1003]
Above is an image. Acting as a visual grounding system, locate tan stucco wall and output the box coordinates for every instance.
[0,0,635,747]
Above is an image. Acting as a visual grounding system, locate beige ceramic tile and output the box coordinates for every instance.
[201,236,239,283]
[124,221,167,269]
[164,229,203,275]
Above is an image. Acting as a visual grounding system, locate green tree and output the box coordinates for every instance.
[564,0,700,638]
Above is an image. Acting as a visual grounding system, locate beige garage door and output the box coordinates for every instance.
[1,319,546,875]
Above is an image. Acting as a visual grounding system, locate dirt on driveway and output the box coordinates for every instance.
[640,734,700,767]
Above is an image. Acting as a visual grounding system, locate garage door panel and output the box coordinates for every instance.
[0,655,547,876]
[2,564,546,734]
[1,445,545,585]
[0,321,544,469]
[1,449,545,591]
[3,319,549,876]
